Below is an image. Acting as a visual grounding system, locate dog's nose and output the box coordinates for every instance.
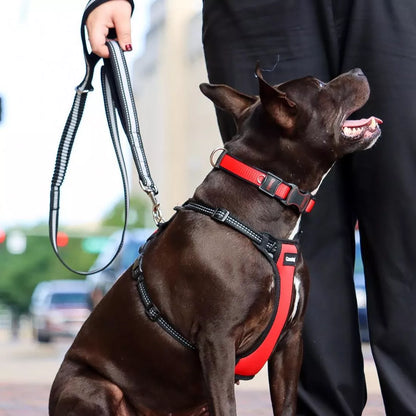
[351,68,365,77]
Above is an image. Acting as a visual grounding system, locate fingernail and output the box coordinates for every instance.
[125,44,133,52]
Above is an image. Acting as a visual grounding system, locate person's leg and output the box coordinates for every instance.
[298,167,365,416]
[202,2,366,415]
[202,0,339,141]
[343,1,416,414]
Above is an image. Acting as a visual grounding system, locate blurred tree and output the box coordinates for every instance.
[0,195,153,314]
[0,226,96,314]
[102,194,153,228]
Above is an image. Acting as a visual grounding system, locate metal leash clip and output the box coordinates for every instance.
[146,191,164,226]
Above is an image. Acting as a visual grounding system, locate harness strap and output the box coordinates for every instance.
[132,257,197,351]
[133,202,298,380]
[213,150,315,213]
[235,242,297,379]
[182,202,281,258]
[183,202,298,379]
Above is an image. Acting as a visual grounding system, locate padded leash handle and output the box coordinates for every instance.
[49,36,161,275]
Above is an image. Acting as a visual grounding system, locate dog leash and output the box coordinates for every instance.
[49,35,162,275]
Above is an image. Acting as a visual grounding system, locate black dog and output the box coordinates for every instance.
[49,67,381,415]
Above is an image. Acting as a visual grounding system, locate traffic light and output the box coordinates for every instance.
[56,231,69,247]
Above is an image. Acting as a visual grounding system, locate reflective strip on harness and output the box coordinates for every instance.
[234,243,298,379]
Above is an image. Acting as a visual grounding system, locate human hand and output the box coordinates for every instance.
[86,0,132,58]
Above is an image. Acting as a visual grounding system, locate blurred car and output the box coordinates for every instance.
[86,228,155,307]
[354,231,369,342]
[30,280,91,343]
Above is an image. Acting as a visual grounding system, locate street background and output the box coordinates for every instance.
[0,2,388,415]
[0,321,385,416]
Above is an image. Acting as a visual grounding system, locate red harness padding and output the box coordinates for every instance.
[235,243,298,379]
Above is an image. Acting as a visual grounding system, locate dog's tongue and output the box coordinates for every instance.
[343,117,383,128]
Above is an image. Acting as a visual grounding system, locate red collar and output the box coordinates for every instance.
[212,149,315,213]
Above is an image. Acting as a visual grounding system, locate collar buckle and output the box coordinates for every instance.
[258,172,283,197]
[286,187,314,213]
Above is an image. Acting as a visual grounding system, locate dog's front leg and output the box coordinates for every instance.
[267,325,304,416]
[197,335,237,416]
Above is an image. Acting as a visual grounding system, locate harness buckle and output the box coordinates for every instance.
[145,304,161,322]
[211,208,230,223]
[286,187,313,213]
[132,266,141,281]
[258,233,281,260]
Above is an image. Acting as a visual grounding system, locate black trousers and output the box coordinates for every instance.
[202,1,416,415]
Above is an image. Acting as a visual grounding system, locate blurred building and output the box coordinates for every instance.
[132,0,221,219]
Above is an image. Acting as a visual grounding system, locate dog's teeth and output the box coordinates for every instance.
[343,126,365,137]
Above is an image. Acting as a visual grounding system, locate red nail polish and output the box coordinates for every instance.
[125,44,133,52]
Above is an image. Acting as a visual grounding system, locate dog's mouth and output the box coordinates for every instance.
[341,116,382,143]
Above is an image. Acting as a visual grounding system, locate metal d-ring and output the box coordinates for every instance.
[209,147,227,168]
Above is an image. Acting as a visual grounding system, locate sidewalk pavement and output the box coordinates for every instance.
[0,327,384,415]
[0,381,385,416]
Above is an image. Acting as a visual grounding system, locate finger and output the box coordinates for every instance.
[113,6,132,51]
[86,0,132,58]
[114,19,132,52]
[87,24,111,58]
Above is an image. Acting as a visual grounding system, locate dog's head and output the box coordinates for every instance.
[200,68,381,191]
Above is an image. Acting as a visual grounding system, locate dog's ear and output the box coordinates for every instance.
[199,83,256,120]
[256,65,297,130]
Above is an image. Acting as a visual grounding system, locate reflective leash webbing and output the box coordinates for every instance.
[104,40,158,196]
[49,37,161,275]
